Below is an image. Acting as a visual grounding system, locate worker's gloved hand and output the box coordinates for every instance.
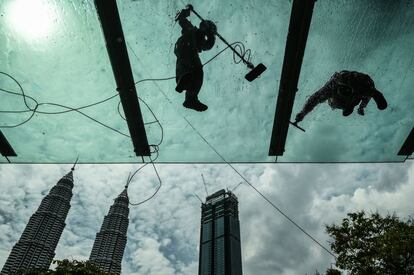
[357,107,365,116]
[175,8,191,21]
[295,112,304,123]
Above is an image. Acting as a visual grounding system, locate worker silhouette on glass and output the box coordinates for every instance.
[174,5,216,112]
[295,71,388,123]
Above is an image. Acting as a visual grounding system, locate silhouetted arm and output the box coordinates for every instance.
[295,84,332,122]
[175,7,193,30]
[179,17,194,31]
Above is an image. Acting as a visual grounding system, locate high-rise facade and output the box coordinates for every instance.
[89,186,130,275]
[1,170,74,274]
[199,189,243,275]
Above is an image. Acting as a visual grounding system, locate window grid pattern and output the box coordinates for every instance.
[89,188,129,275]
[1,171,74,274]
[199,190,243,275]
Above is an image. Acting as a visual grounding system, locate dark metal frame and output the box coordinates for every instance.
[398,127,414,156]
[0,130,17,163]
[94,0,150,156]
[0,130,17,156]
[269,0,317,156]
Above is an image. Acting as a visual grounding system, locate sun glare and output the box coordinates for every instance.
[6,0,58,40]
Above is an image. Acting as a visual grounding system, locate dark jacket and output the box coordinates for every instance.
[296,71,382,120]
[174,18,215,80]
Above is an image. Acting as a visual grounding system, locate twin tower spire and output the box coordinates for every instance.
[1,166,129,275]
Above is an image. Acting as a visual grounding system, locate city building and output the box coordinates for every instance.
[1,168,75,274]
[199,189,243,275]
[89,184,130,274]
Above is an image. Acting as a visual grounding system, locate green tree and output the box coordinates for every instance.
[15,260,110,275]
[53,259,109,274]
[325,267,342,275]
[314,268,342,275]
[326,211,414,275]
[313,267,342,275]
[15,268,51,275]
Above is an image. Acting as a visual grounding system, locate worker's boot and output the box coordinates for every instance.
[183,92,208,112]
[183,99,208,112]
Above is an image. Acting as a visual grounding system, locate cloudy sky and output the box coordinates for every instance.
[0,161,413,274]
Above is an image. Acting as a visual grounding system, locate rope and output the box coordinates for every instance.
[0,36,245,133]
[128,158,162,206]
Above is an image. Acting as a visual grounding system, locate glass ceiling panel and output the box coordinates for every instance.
[0,0,412,163]
[286,0,413,162]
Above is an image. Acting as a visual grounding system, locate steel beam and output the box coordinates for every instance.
[94,0,150,156]
[269,0,316,156]
[0,130,17,157]
[398,127,414,156]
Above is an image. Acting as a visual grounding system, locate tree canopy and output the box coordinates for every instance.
[325,267,342,275]
[326,211,414,275]
[16,260,109,275]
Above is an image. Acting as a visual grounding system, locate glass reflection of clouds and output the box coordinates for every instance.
[5,0,58,41]
[0,0,412,163]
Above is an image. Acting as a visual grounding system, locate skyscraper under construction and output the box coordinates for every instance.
[1,169,75,274]
[199,189,243,275]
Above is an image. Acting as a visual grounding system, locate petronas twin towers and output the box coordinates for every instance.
[1,168,129,275]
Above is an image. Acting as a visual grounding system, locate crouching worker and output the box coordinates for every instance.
[174,5,216,112]
[295,70,388,123]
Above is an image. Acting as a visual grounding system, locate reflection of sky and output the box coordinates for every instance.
[289,0,414,162]
[0,162,413,274]
[0,0,413,162]
[4,0,59,41]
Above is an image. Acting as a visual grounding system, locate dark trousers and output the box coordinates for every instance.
[176,68,204,101]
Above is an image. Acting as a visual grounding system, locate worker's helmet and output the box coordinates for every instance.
[199,20,217,34]
[197,21,216,52]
